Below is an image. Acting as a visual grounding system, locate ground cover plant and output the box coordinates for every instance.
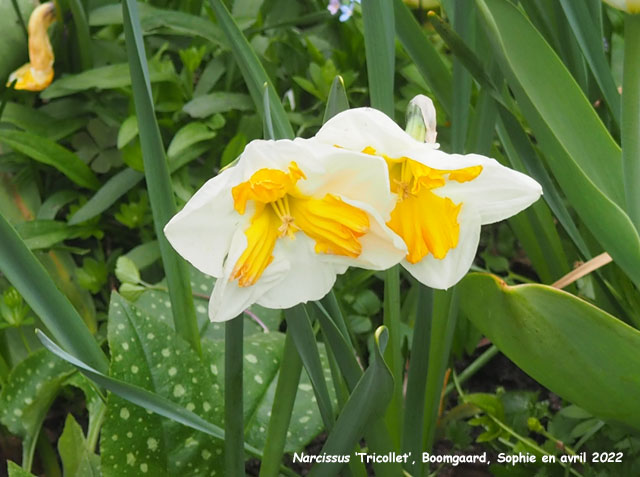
[1,0,640,476]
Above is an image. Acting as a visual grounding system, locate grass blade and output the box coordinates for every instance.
[68,0,93,70]
[285,305,335,430]
[208,0,294,139]
[422,288,458,452]
[451,0,474,153]
[559,0,620,122]
[259,332,302,477]
[362,0,395,117]
[402,286,432,477]
[622,14,640,232]
[0,213,108,374]
[225,316,245,475]
[394,0,453,115]
[308,327,393,477]
[122,0,200,353]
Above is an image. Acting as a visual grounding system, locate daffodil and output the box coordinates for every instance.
[164,139,406,322]
[315,107,542,289]
[602,0,640,13]
[7,2,56,91]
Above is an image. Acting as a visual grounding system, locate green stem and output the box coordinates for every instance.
[444,345,499,395]
[87,400,107,451]
[422,288,459,453]
[383,265,403,449]
[402,286,432,477]
[259,331,302,477]
[225,316,245,476]
[623,14,640,233]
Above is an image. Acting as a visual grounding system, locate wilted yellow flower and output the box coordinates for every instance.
[7,2,56,91]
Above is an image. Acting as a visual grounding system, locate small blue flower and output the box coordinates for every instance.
[339,3,354,22]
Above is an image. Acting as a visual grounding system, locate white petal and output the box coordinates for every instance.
[315,107,422,154]
[256,234,343,309]
[208,228,289,322]
[402,206,481,289]
[295,144,397,219]
[435,154,542,225]
[164,166,242,277]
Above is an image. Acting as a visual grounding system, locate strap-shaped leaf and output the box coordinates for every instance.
[308,327,393,477]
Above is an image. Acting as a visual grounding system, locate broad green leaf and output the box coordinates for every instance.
[36,190,81,220]
[124,240,161,270]
[182,92,253,118]
[1,103,85,141]
[67,168,144,225]
[476,0,622,204]
[458,273,640,429]
[0,130,100,190]
[309,327,393,477]
[101,293,225,476]
[167,122,217,159]
[58,414,101,477]
[114,256,140,284]
[0,213,108,373]
[130,266,281,339]
[14,220,98,250]
[41,60,178,99]
[89,3,223,47]
[0,349,73,466]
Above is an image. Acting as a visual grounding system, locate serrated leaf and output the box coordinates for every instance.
[58,414,101,477]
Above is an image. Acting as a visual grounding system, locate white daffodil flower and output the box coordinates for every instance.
[164,139,406,322]
[315,107,543,289]
[602,0,640,13]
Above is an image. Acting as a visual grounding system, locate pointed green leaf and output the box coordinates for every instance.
[309,327,393,477]
[58,414,101,477]
[322,76,349,124]
[458,273,640,429]
[0,130,100,190]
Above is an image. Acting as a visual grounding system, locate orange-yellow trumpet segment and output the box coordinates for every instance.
[362,146,483,263]
[7,2,56,91]
[230,162,369,286]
